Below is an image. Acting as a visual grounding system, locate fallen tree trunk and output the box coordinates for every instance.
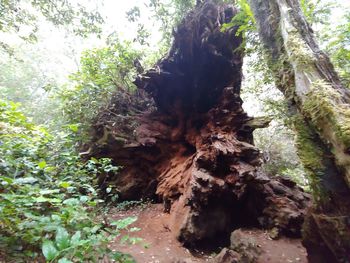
[90,2,310,247]
[248,0,350,261]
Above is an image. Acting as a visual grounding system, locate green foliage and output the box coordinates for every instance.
[0,0,104,53]
[300,0,349,87]
[240,0,350,191]
[0,99,136,262]
[77,37,141,89]
[0,45,61,124]
[240,36,304,182]
[147,0,196,48]
[56,36,143,132]
[126,7,141,23]
[327,14,350,88]
[280,167,310,190]
[253,122,308,189]
[235,0,311,187]
[125,6,154,47]
[222,0,256,48]
[300,0,335,26]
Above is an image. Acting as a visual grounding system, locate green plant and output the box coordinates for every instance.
[326,13,350,88]
[0,99,136,262]
[55,36,143,135]
[222,0,255,37]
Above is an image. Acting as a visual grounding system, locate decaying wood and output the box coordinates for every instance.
[248,0,350,261]
[90,2,310,247]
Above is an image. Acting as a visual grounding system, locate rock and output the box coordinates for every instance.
[279,176,297,188]
[268,227,280,240]
[258,178,311,237]
[212,248,241,263]
[230,229,261,263]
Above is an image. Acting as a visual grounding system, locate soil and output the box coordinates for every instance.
[109,204,308,263]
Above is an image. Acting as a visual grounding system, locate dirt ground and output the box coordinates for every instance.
[108,204,308,263]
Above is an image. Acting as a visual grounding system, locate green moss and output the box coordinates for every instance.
[266,52,295,99]
[285,32,315,68]
[303,80,350,150]
[336,110,350,149]
[292,115,336,205]
[294,116,324,172]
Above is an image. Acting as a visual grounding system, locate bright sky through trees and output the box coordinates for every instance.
[1,0,349,95]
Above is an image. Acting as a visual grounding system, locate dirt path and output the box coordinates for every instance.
[109,204,308,263]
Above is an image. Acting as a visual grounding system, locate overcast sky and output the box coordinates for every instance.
[2,0,349,88]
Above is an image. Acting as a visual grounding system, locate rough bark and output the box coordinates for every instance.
[248,0,350,261]
[89,2,310,247]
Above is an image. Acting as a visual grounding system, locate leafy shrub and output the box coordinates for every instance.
[0,99,136,262]
[56,36,144,132]
[327,13,350,88]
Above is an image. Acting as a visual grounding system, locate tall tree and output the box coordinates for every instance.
[248,0,350,261]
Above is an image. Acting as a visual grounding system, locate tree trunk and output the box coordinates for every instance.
[248,0,350,261]
[89,2,310,248]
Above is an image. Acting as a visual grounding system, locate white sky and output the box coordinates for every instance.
[36,0,350,75]
[1,0,163,84]
[1,0,349,92]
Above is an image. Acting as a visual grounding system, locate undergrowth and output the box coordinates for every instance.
[0,99,136,262]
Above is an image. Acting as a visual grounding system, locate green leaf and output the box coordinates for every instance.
[38,160,47,169]
[59,181,70,188]
[13,177,37,184]
[129,227,141,232]
[79,195,89,202]
[70,231,81,245]
[34,196,50,202]
[42,240,59,260]
[55,227,70,250]
[67,124,79,132]
[63,198,80,206]
[90,157,98,163]
[58,258,73,263]
[40,189,60,195]
[51,214,61,221]
[90,225,101,233]
[110,217,137,229]
[0,176,13,184]
[34,196,62,203]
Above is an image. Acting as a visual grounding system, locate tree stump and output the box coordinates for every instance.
[90,2,310,247]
